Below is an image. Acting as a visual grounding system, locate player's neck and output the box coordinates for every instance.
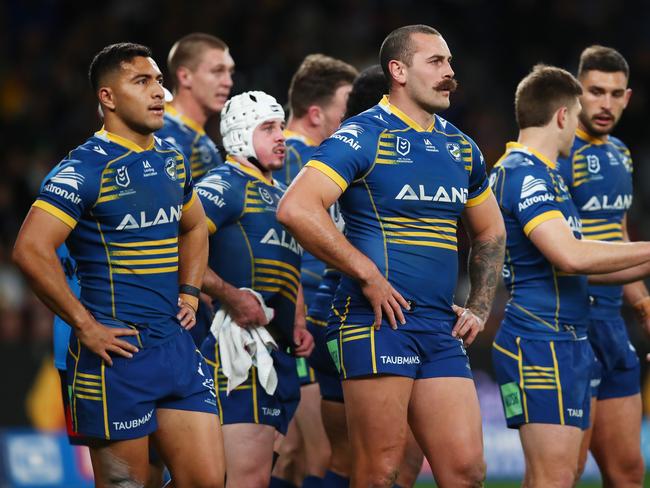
[170,92,209,128]
[517,129,560,166]
[103,116,154,150]
[577,121,609,142]
[231,155,273,184]
[286,117,322,145]
[387,92,435,131]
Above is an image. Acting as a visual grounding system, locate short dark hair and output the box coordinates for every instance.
[168,33,229,89]
[89,42,152,92]
[345,65,387,119]
[515,64,583,129]
[379,25,440,81]
[578,45,629,78]
[288,54,358,118]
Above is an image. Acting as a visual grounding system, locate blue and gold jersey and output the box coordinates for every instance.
[557,129,633,315]
[34,129,196,343]
[491,142,588,340]
[197,158,302,343]
[306,96,491,328]
[156,104,223,181]
[273,131,325,308]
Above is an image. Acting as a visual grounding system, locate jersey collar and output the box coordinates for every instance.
[379,95,435,132]
[575,128,606,146]
[506,142,557,170]
[165,103,206,135]
[225,155,274,185]
[283,129,317,147]
[95,127,155,153]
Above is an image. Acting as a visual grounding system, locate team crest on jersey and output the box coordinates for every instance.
[116,166,130,188]
[446,142,462,162]
[165,158,177,180]
[586,155,600,174]
[259,187,275,205]
[396,137,411,156]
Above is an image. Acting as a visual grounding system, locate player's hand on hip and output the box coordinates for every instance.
[225,288,270,328]
[77,321,139,367]
[177,295,198,330]
[293,327,314,357]
[451,304,485,346]
[360,269,409,330]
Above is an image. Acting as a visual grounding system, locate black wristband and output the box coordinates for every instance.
[179,284,201,298]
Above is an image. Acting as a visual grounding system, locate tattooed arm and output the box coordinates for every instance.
[455,194,506,345]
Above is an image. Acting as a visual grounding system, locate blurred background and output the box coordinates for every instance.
[2,0,650,485]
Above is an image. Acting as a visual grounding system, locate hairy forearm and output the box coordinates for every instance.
[623,279,650,303]
[178,222,208,289]
[13,243,93,331]
[279,203,378,282]
[202,267,238,302]
[571,240,650,274]
[465,234,505,321]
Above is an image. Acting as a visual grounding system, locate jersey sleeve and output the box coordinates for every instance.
[501,166,564,237]
[32,159,100,229]
[196,172,245,234]
[465,137,492,207]
[305,123,376,191]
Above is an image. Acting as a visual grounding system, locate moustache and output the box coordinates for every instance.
[435,78,458,92]
[594,110,614,119]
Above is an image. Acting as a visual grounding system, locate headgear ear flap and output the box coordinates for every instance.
[220,91,285,160]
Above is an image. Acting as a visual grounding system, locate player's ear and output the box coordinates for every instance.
[556,106,568,130]
[623,87,632,108]
[307,105,323,127]
[176,66,193,89]
[388,60,407,85]
[98,87,116,112]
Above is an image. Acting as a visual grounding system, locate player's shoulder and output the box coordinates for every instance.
[285,135,316,159]
[156,114,190,147]
[433,115,474,143]
[198,163,246,189]
[608,134,630,153]
[154,135,184,156]
[495,149,550,186]
[273,179,288,192]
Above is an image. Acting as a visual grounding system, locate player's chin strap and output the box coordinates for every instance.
[246,156,266,173]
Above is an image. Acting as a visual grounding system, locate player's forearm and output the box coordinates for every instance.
[278,203,377,283]
[465,232,505,321]
[178,220,208,289]
[294,284,306,331]
[202,267,238,303]
[589,261,650,285]
[13,242,93,331]
[570,240,650,275]
[623,280,650,304]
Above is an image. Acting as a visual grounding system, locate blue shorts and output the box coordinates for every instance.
[588,316,640,399]
[201,334,300,435]
[492,328,593,430]
[326,319,472,380]
[307,316,343,402]
[66,328,218,441]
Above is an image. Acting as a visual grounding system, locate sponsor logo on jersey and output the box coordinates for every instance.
[113,409,154,431]
[260,228,302,255]
[395,184,468,204]
[520,175,548,199]
[380,355,420,365]
[262,407,281,416]
[580,194,632,211]
[518,193,555,211]
[92,144,107,155]
[142,159,158,177]
[196,188,226,208]
[396,136,410,156]
[606,151,619,166]
[424,138,439,153]
[44,184,82,205]
[566,215,582,233]
[50,166,85,190]
[332,125,362,150]
[567,408,583,418]
[116,205,182,230]
[116,166,130,188]
[165,158,178,181]
[199,174,231,194]
[446,142,461,162]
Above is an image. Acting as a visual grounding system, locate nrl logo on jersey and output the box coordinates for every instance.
[580,194,632,212]
[260,228,302,255]
[116,205,182,230]
[395,184,467,204]
[396,137,410,156]
[332,124,363,151]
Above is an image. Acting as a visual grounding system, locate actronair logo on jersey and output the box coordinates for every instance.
[518,175,555,211]
[331,124,363,151]
[50,166,85,190]
[395,184,468,204]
